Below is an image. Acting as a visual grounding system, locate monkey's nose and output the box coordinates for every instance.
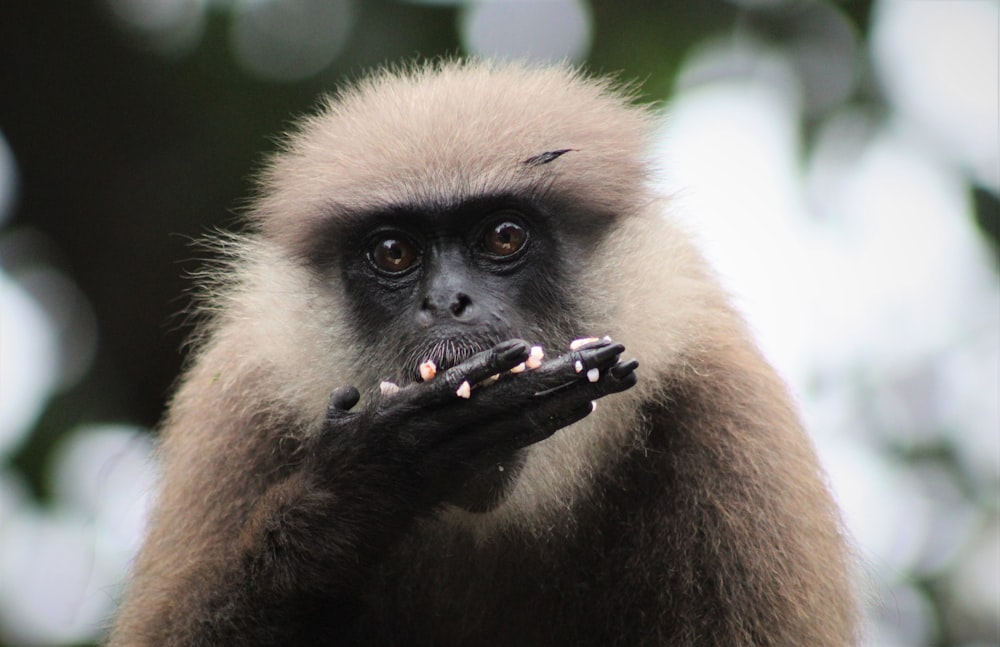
[419,292,475,323]
[449,293,472,317]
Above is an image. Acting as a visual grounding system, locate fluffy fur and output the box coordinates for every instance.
[110,60,857,646]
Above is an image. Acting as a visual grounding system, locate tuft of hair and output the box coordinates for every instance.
[250,60,656,253]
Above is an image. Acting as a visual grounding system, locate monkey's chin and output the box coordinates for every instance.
[445,452,525,513]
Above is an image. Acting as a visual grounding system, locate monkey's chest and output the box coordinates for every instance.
[351,522,642,646]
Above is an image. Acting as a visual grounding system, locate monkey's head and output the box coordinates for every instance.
[238,61,658,394]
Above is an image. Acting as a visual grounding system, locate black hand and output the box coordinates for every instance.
[314,338,636,508]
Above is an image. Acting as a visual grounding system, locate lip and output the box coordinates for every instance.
[405,336,498,380]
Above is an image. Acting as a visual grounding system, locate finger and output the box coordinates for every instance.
[533,357,637,401]
[529,342,623,382]
[513,343,624,397]
[583,359,638,397]
[428,339,532,401]
[326,385,361,414]
[610,358,639,379]
[568,336,613,351]
[571,342,626,372]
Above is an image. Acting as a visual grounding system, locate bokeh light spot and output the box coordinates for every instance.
[0,273,60,458]
[105,0,207,55]
[460,0,592,63]
[230,0,354,81]
[0,133,17,226]
[872,0,1000,189]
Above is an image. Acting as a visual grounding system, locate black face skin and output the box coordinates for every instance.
[315,193,606,383]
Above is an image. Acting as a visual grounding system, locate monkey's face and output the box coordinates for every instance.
[305,191,605,387]
[255,64,653,394]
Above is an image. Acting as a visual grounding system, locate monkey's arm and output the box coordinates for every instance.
[608,348,857,647]
[110,338,636,645]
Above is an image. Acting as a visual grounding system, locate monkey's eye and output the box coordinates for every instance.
[371,236,418,274]
[483,221,528,258]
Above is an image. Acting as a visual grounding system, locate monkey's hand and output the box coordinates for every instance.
[312,338,637,511]
[226,340,635,640]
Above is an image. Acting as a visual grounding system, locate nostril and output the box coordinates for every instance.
[450,293,472,317]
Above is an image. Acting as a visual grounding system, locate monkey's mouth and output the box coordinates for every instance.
[404,336,499,382]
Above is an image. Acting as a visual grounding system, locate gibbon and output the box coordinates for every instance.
[109,60,857,646]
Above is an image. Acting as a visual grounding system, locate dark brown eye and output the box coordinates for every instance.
[371,237,418,273]
[484,221,527,257]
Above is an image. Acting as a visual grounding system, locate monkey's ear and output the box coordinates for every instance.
[522,149,576,167]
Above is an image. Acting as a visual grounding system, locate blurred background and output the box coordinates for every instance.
[0,0,996,644]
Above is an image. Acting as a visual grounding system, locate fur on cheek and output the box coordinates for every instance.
[203,243,371,427]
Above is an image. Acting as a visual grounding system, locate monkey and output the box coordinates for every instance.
[109,60,858,646]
